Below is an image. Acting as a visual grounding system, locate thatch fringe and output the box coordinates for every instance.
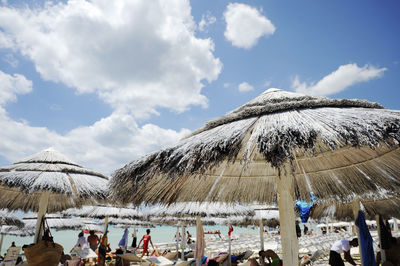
[312,197,400,220]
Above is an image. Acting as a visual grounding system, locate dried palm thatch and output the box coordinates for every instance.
[1,225,34,236]
[312,197,400,220]
[62,205,143,219]
[22,213,85,231]
[111,89,400,208]
[145,202,254,217]
[0,209,24,227]
[0,148,109,212]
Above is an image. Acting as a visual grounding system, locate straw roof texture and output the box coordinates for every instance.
[0,148,109,212]
[111,89,400,216]
[312,197,400,220]
[146,202,254,217]
[23,216,84,231]
[1,225,34,237]
[0,209,24,227]
[62,205,142,219]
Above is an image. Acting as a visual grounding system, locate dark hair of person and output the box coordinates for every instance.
[78,232,84,237]
[146,229,151,234]
[90,230,95,235]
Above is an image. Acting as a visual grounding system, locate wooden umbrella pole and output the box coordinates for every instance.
[228,223,232,266]
[196,216,201,266]
[352,200,363,266]
[277,173,298,266]
[0,225,3,254]
[176,225,180,259]
[259,219,265,251]
[181,221,186,260]
[376,214,386,263]
[34,191,50,243]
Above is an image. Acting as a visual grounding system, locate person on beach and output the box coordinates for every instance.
[74,231,89,249]
[329,238,359,266]
[138,229,154,257]
[87,230,100,251]
[187,231,192,244]
[131,229,137,248]
[249,249,282,266]
[296,221,301,238]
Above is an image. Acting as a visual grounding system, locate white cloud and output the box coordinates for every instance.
[0,108,190,175]
[292,63,387,96]
[224,3,275,49]
[238,82,254,92]
[198,11,216,32]
[0,70,32,105]
[0,0,222,118]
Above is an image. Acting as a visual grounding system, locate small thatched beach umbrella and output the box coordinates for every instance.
[22,213,85,231]
[0,209,24,253]
[111,89,400,266]
[0,148,109,243]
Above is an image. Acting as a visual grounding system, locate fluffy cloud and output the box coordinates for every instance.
[0,70,32,105]
[0,0,222,118]
[224,3,275,49]
[238,82,254,92]
[292,63,387,96]
[199,11,216,32]
[0,108,190,175]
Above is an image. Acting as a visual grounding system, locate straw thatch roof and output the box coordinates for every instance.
[111,89,400,217]
[0,148,109,212]
[145,202,254,217]
[312,197,400,220]
[0,209,24,227]
[1,225,34,237]
[62,205,143,219]
[22,213,85,231]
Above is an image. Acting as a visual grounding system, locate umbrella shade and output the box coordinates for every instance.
[1,225,34,237]
[111,89,400,206]
[23,214,85,231]
[312,197,400,220]
[0,209,24,227]
[145,202,254,217]
[63,205,142,219]
[111,88,400,266]
[0,148,109,212]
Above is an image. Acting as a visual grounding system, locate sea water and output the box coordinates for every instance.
[1,224,259,256]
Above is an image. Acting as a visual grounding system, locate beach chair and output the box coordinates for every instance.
[3,246,21,262]
[146,256,174,266]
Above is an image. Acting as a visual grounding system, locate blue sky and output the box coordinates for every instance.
[0,0,399,175]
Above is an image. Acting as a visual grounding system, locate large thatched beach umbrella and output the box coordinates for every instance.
[0,148,109,243]
[111,88,400,266]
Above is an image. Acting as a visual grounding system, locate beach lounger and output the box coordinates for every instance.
[146,256,174,266]
[3,246,21,262]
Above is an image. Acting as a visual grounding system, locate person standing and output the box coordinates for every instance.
[138,229,154,258]
[131,228,137,249]
[87,230,100,251]
[329,238,359,266]
[296,221,301,238]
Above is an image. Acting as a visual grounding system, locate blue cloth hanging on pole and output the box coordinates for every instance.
[295,193,316,223]
[355,210,376,266]
[118,228,129,248]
